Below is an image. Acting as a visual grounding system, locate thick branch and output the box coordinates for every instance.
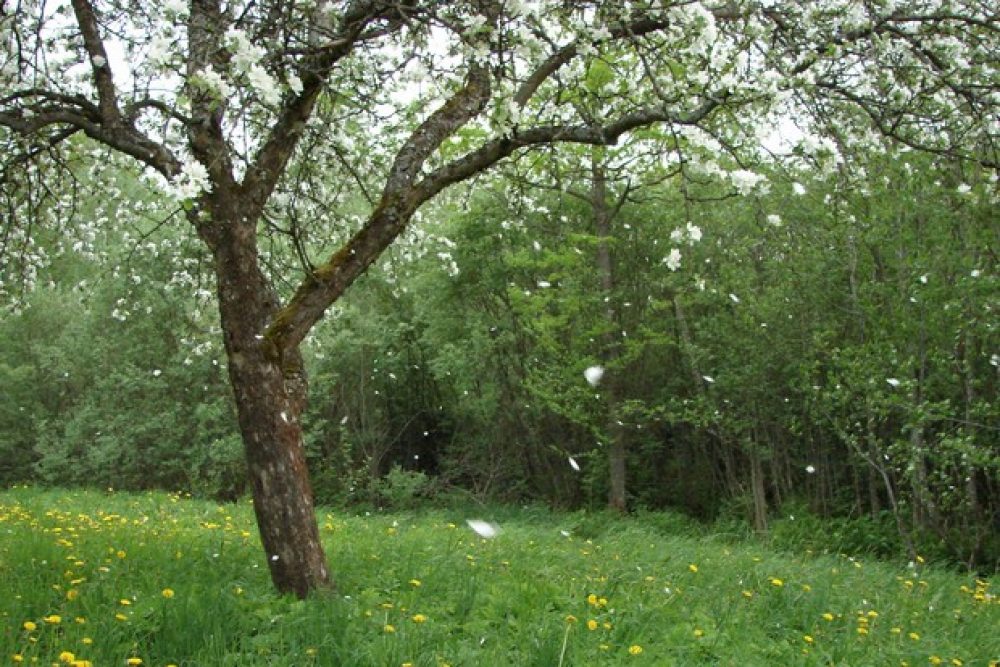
[70,0,122,127]
[264,96,720,357]
[240,0,406,217]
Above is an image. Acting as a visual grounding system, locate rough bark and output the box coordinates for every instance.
[205,200,331,598]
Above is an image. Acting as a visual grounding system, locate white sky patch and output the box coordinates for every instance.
[584,366,604,386]
[466,519,499,539]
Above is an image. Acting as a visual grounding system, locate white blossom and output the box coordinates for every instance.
[886,378,901,387]
[792,182,807,195]
[568,456,580,472]
[584,366,604,386]
[730,170,768,195]
[766,214,783,226]
[663,248,682,271]
[168,159,212,200]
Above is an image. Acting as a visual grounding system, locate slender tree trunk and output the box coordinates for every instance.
[750,451,768,533]
[209,209,331,598]
[591,154,627,512]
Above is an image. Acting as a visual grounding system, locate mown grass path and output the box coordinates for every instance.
[1,487,997,666]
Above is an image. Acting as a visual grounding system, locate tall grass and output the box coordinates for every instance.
[1,486,996,666]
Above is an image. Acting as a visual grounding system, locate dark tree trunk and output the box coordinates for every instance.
[590,154,627,513]
[208,207,331,598]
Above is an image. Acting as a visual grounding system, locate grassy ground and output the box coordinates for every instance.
[1,486,996,666]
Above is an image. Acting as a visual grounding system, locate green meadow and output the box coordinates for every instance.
[1,487,996,666]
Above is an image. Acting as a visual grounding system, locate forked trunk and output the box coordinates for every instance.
[210,213,331,598]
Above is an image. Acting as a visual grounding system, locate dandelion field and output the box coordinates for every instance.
[1,487,997,666]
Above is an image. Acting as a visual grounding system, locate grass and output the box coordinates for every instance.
[1,486,997,666]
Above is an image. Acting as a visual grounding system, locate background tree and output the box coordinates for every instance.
[2,1,997,596]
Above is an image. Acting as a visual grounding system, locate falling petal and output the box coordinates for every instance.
[584,366,604,386]
[466,519,499,539]
[568,456,580,472]
[702,375,715,383]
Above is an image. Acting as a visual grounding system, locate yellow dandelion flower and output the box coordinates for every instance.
[587,619,598,631]
[694,628,704,638]
[66,589,79,601]
[951,659,963,666]
[119,599,131,606]
[803,635,814,644]
[383,624,396,633]
[411,614,427,623]
[162,588,175,599]
[43,615,62,624]
[598,597,608,607]
[770,578,784,587]
[116,550,126,559]
[12,656,24,664]
[628,645,643,656]
[867,610,879,618]
[599,644,610,651]
[305,648,317,657]
[801,584,812,592]
[822,613,834,621]
[857,627,869,636]
[565,614,578,624]
[587,593,598,606]
[688,564,698,573]
[74,617,86,625]
[603,622,612,630]
[408,579,421,587]
[929,657,942,666]
[402,663,413,667]
[908,632,920,641]
[742,590,754,599]
[81,637,93,645]
[115,613,128,621]
[71,661,93,667]
[58,651,75,663]
[22,621,37,632]
[126,658,143,666]
[891,627,902,634]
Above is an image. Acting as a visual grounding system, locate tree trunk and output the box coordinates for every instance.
[210,211,331,598]
[750,451,768,533]
[591,154,627,512]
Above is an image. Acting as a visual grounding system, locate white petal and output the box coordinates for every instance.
[886,378,900,387]
[568,456,580,471]
[584,366,604,386]
[466,519,499,539]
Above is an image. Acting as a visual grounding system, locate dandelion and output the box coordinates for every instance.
[741,590,753,599]
[126,659,143,666]
[408,579,422,587]
[908,632,920,641]
[930,658,942,666]
[628,645,643,655]
[587,593,598,606]
[803,635,814,644]
[411,614,427,623]
[822,613,834,621]
[162,588,175,598]
[689,564,699,573]
[587,619,598,631]
[384,624,396,633]
[769,577,784,587]
[22,621,36,632]
[694,628,704,637]
[857,627,869,635]
[59,651,75,663]
[12,656,24,664]
[565,614,577,624]
[43,615,62,624]
[115,613,128,621]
